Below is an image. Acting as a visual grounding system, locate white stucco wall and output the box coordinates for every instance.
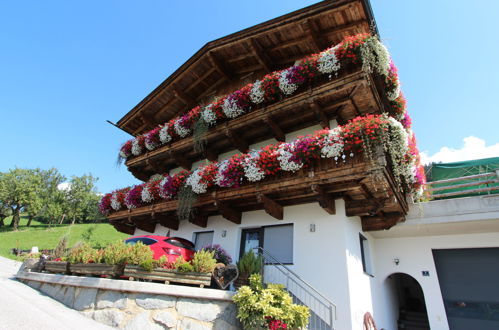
[371,232,499,330]
[135,199,376,330]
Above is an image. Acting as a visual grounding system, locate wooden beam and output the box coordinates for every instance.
[132,218,156,233]
[302,19,323,52]
[345,198,389,217]
[208,51,234,82]
[361,213,404,231]
[203,148,219,162]
[140,113,156,127]
[225,129,248,153]
[111,222,135,235]
[248,38,272,72]
[172,86,195,107]
[132,122,148,136]
[311,184,336,214]
[128,167,150,182]
[157,213,179,230]
[146,159,167,174]
[168,151,192,170]
[257,194,283,220]
[215,200,241,224]
[189,212,208,228]
[263,116,285,142]
[309,100,329,128]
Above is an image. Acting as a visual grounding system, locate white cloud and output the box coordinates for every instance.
[421,136,499,164]
[57,182,71,191]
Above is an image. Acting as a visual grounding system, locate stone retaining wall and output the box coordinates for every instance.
[17,269,240,330]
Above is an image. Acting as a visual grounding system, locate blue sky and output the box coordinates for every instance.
[1,1,498,193]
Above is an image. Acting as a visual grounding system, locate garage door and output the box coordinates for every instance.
[433,248,499,330]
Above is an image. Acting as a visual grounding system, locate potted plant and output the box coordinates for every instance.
[44,236,70,274]
[124,247,216,288]
[68,242,121,277]
[233,274,310,329]
[235,250,263,289]
[203,244,233,265]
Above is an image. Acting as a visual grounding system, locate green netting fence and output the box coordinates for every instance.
[426,157,499,199]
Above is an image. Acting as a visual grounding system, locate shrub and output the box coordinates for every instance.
[102,241,130,265]
[203,244,232,265]
[233,274,310,330]
[67,242,103,264]
[237,250,262,275]
[173,256,194,273]
[125,242,155,271]
[53,235,68,259]
[191,249,217,273]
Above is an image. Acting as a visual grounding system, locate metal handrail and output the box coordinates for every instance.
[255,247,337,328]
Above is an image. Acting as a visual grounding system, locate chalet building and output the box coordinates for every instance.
[99,1,499,329]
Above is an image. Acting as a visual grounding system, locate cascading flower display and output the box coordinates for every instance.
[118,33,404,161]
[102,114,425,215]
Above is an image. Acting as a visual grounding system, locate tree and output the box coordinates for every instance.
[25,168,65,226]
[0,202,11,227]
[64,174,102,225]
[0,169,39,230]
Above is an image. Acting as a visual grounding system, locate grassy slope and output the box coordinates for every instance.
[0,216,128,260]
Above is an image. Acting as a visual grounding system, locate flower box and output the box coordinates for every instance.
[44,261,69,274]
[123,265,212,288]
[69,263,124,278]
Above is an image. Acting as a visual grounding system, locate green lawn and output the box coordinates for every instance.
[0,216,128,260]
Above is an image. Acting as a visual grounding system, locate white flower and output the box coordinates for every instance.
[201,104,217,126]
[119,150,128,159]
[277,143,303,172]
[278,68,298,95]
[386,82,401,101]
[174,119,191,138]
[249,80,265,104]
[222,95,245,118]
[131,139,142,156]
[317,47,341,75]
[145,137,158,151]
[158,176,173,199]
[186,168,208,194]
[159,125,171,144]
[141,186,154,203]
[110,193,121,211]
[321,127,344,158]
[242,151,265,182]
[215,160,230,187]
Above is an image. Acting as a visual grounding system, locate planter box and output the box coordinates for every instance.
[69,263,124,278]
[123,265,212,288]
[44,261,69,274]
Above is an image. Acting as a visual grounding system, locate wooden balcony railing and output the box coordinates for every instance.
[109,150,408,234]
[426,171,499,199]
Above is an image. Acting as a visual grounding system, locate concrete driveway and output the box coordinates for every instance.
[0,256,113,330]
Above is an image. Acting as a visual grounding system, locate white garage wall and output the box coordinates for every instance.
[371,232,499,330]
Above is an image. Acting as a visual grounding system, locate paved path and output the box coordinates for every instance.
[0,256,113,330]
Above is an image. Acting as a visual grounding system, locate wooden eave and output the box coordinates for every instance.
[109,152,408,233]
[125,66,390,181]
[116,0,376,136]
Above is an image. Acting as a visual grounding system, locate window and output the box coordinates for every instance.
[193,231,214,251]
[124,237,157,246]
[239,224,293,264]
[359,234,373,275]
[164,237,195,251]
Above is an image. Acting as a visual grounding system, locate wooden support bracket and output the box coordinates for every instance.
[361,213,404,231]
[225,128,248,153]
[215,200,241,224]
[173,85,195,107]
[208,51,234,82]
[132,218,156,233]
[111,222,135,235]
[157,213,179,230]
[311,184,336,215]
[168,151,192,170]
[257,194,283,220]
[189,212,208,228]
[309,100,329,128]
[203,147,219,162]
[249,38,272,72]
[302,19,323,52]
[146,159,167,174]
[263,116,285,142]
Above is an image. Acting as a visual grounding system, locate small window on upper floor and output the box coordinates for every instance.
[359,234,373,276]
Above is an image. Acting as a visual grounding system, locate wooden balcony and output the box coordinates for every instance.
[110,149,409,234]
[126,67,392,181]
